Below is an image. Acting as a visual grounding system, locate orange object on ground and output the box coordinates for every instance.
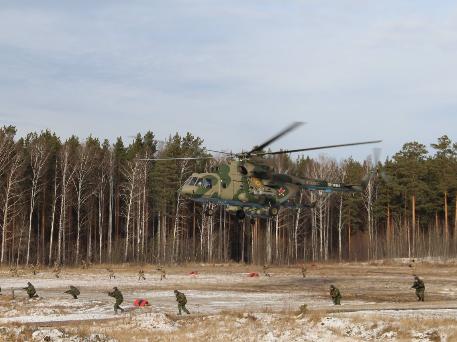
[133,299,149,307]
[248,272,259,277]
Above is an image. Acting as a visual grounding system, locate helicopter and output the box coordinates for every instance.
[144,122,381,221]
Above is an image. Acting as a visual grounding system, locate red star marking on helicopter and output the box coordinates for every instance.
[277,187,286,197]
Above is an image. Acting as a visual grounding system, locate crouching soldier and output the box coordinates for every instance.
[107,268,115,280]
[108,287,124,314]
[412,275,425,302]
[23,282,38,299]
[65,285,80,299]
[329,285,341,305]
[174,290,190,315]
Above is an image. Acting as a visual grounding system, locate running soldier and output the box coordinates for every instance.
[65,285,80,299]
[411,275,425,302]
[23,282,38,299]
[53,263,61,278]
[329,285,341,305]
[138,269,146,281]
[157,267,166,281]
[174,290,190,315]
[108,287,124,314]
[301,266,307,278]
[263,265,271,277]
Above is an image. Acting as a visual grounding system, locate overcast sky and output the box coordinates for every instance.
[1,1,456,161]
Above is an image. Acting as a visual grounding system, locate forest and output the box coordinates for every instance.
[0,126,456,266]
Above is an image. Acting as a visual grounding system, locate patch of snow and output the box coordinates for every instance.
[32,328,64,341]
[132,312,180,332]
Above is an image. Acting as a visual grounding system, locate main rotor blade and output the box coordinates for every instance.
[139,157,215,161]
[248,121,305,155]
[206,149,235,156]
[253,140,382,156]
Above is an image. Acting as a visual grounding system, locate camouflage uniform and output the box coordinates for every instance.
[81,260,88,269]
[329,285,341,305]
[301,266,307,278]
[138,269,146,281]
[23,282,38,299]
[65,285,80,299]
[174,290,190,315]
[107,268,115,279]
[263,265,271,277]
[10,267,18,277]
[412,276,425,302]
[53,263,61,278]
[31,264,37,275]
[158,267,166,281]
[108,287,124,314]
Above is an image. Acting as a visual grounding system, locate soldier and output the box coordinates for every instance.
[108,287,124,314]
[31,264,37,276]
[411,275,425,302]
[301,266,307,278]
[329,285,341,305]
[64,285,80,299]
[157,267,166,281]
[10,266,18,277]
[138,269,146,281]
[107,268,115,279]
[81,260,87,269]
[23,282,38,299]
[263,265,271,277]
[174,290,190,315]
[53,263,61,278]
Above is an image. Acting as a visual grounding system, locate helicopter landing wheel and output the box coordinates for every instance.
[268,206,279,217]
[205,208,214,216]
[236,209,246,220]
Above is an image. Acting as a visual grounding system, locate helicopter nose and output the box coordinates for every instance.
[180,185,195,196]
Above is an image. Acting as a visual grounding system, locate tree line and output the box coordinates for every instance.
[0,126,456,266]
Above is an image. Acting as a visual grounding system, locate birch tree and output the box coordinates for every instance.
[25,133,50,265]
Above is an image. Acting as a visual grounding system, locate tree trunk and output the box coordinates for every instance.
[338,195,343,262]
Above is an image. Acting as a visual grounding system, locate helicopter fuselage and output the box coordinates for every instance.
[180,159,323,219]
[179,158,365,219]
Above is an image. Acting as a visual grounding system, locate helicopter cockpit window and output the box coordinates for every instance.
[202,178,212,189]
[185,177,199,186]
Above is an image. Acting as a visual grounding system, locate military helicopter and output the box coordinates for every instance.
[144,122,381,221]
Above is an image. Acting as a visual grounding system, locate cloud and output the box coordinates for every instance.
[0,1,456,161]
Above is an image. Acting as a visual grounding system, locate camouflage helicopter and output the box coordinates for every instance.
[145,122,381,221]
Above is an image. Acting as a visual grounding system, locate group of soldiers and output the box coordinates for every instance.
[328,275,426,305]
[20,281,189,315]
[105,267,166,281]
[11,264,427,315]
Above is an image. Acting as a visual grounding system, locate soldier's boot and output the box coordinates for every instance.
[72,294,78,299]
[183,306,190,314]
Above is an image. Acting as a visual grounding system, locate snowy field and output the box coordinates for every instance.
[1,260,457,341]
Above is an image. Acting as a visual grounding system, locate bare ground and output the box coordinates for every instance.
[1,259,457,341]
